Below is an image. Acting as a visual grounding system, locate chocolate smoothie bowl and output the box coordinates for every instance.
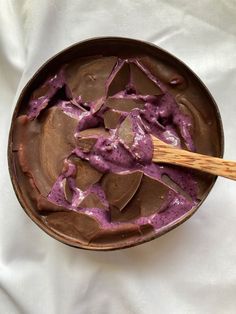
[8,37,223,250]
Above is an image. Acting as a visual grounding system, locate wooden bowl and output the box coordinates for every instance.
[8,37,224,250]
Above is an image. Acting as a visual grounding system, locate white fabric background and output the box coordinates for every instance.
[1,1,236,313]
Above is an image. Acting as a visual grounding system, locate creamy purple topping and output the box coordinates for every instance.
[28,69,65,119]
[28,56,197,233]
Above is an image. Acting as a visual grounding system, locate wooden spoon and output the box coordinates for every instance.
[152,136,236,180]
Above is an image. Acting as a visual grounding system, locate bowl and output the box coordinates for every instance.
[8,37,224,250]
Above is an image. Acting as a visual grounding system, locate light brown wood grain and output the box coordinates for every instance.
[152,136,236,180]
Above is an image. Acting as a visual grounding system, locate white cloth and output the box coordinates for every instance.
[1,1,236,313]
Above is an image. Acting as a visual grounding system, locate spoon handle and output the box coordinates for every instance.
[152,138,236,180]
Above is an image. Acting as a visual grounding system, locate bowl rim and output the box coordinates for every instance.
[8,36,224,251]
